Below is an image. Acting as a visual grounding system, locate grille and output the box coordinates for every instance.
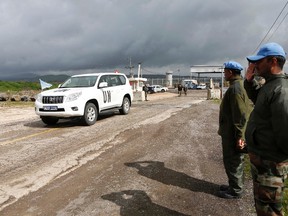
[42,96,64,104]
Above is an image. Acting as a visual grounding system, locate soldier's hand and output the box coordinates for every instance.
[245,63,255,82]
[236,138,246,150]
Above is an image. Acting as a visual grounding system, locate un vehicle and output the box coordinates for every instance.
[35,73,133,126]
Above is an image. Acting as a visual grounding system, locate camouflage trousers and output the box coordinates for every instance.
[249,153,288,216]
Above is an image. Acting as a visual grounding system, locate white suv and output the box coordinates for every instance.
[150,85,168,93]
[35,73,133,126]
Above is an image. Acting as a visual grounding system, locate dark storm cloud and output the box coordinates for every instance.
[0,0,287,77]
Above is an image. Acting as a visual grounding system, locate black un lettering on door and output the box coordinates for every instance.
[103,90,111,103]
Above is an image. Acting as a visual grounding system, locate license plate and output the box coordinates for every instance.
[43,106,58,111]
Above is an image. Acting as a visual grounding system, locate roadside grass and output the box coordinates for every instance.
[211,99,221,104]
[244,154,252,179]
[0,81,40,92]
[0,80,58,92]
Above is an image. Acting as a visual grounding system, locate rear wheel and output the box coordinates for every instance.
[82,103,98,126]
[119,97,130,115]
[41,116,59,125]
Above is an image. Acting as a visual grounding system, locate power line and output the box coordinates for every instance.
[252,1,288,54]
[141,67,159,74]
[267,9,288,41]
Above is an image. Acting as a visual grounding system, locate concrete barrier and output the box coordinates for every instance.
[207,89,221,100]
[133,91,145,101]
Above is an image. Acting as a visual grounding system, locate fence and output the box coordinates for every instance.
[145,77,222,88]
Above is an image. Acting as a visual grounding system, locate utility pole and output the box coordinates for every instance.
[137,62,141,79]
[125,57,134,78]
[139,62,143,78]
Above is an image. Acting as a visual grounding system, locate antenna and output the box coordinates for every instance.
[125,57,134,78]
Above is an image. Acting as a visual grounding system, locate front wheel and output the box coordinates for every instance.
[41,116,59,125]
[82,103,98,126]
[119,97,130,115]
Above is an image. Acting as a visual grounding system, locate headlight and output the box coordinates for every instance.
[66,92,82,102]
[36,94,42,102]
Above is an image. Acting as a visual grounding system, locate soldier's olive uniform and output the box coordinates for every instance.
[218,76,253,196]
[244,74,288,215]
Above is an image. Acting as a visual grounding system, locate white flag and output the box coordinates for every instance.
[39,79,52,90]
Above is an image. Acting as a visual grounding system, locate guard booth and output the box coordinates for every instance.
[129,77,147,101]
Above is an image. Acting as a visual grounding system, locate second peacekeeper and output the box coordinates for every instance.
[218,61,253,199]
[245,42,288,215]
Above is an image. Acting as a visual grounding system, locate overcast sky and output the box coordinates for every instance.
[1,0,288,79]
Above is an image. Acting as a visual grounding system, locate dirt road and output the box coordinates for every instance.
[0,90,256,215]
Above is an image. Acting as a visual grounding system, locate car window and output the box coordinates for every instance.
[61,76,98,88]
[118,75,126,85]
[109,75,120,86]
[98,74,127,87]
[98,75,109,87]
[110,75,126,86]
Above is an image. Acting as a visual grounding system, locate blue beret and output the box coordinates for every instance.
[247,42,286,62]
[223,61,243,71]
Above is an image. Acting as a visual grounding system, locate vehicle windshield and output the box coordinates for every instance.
[60,76,98,88]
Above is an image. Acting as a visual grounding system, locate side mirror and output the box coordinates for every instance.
[99,82,108,88]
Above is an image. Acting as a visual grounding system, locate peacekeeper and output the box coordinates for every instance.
[245,42,288,216]
[218,61,253,199]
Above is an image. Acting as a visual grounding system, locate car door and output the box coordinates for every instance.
[98,75,115,110]
[109,74,125,106]
[154,85,160,92]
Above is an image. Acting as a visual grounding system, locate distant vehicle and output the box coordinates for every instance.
[35,73,133,126]
[147,86,155,93]
[181,79,198,89]
[196,83,207,90]
[150,85,168,93]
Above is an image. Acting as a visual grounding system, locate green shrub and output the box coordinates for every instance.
[0,81,39,92]
[0,81,58,92]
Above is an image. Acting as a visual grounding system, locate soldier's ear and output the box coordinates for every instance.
[228,70,234,76]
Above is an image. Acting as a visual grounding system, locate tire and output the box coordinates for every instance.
[119,97,130,115]
[41,116,59,125]
[161,89,165,92]
[82,103,98,126]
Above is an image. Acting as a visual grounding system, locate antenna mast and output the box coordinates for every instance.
[125,57,134,78]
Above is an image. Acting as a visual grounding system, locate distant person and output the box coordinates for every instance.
[143,84,149,101]
[218,61,253,199]
[183,84,188,95]
[177,84,183,96]
[244,42,288,215]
